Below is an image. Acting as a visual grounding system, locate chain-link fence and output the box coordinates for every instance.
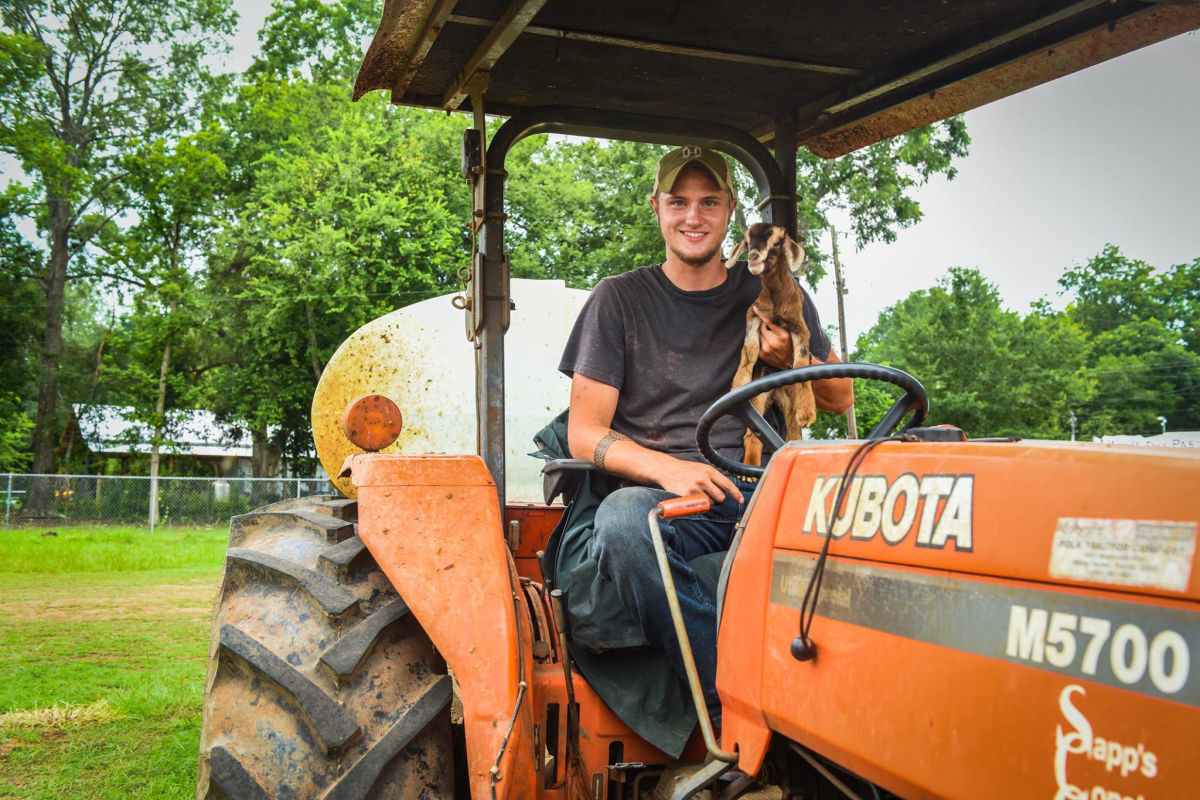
[2,473,338,530]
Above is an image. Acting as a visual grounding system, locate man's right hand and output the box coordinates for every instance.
[568,373,743,505]
[657,459,743,505]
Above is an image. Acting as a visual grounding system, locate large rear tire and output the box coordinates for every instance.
[197,496,454,799]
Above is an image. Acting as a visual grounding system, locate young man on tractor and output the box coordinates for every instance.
[555,145,853,745]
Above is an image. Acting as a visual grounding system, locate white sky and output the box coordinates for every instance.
[822,31,1200,347]
[227,8,1200,351]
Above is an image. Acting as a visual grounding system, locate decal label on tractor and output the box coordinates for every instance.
[1055,684,1159,800]
[770,554,1199,706]
[1050,517,1196,593]
[802,473,974,551]
[1006,605,1190,695]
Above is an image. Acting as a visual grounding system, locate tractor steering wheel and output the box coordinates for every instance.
[696,363,929,479]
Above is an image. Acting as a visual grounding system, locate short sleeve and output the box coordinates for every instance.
[558,278,627,389]
[798,284,833,360]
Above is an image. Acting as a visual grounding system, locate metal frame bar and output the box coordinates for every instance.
[447,14,862,76]
[812,0,1112,120]
[474,105,798,494]
[443,0,550,108]
[648,507,737,763]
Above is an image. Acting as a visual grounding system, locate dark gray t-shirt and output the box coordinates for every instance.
[559,263,831,463]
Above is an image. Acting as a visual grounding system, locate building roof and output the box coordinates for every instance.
[74,405,253,459]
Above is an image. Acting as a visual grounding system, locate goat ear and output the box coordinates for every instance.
[784,236,806,273]
[725,239,745,269]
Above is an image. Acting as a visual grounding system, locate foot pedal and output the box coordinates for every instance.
[653,760,736,800]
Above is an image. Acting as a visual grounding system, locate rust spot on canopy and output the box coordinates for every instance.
[342,394,404,452]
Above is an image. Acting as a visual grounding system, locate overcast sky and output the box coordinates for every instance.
[226,8,1197,347]
[822,31,1200,346]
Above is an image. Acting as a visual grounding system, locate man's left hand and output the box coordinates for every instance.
[753,305,795,370]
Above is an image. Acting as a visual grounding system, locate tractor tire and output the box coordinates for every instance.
[196,496,455,800]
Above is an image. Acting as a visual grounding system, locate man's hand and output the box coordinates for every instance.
[657,459,743,504]
[753,305,794,369]
[750,306,855,413]
[568,373,743,504]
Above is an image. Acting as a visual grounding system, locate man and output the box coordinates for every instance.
[557,145,853,740]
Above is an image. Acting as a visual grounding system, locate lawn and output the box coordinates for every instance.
[0,525,228,799]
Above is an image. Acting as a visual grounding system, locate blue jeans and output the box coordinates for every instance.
[590,480,754,727]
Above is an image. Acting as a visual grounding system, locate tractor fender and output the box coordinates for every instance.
[343,452,538,799]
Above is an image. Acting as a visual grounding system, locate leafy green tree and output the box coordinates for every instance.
[0,0,234,504]
[854,267,1092,438]
[205,71,471,472]
[505,137,667,287]
[251,0,380,82]
[87,130,226,514]
[793,118,969,283]
[1078,320,1200,437]
[0,391,33,472]
[1059,246,1200,435]
[0,209,40,466]
[501,120,967,290]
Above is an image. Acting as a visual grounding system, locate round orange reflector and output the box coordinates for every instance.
[341,394,403,452]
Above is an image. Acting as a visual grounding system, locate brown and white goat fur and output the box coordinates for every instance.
[727,223,815,466]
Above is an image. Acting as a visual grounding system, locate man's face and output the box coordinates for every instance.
[650,165,735,268]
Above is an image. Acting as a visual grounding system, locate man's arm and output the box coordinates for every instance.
[753,306,855,414]
[567,373,744,503]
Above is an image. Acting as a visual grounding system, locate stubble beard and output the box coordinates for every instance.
[669,240,723,268]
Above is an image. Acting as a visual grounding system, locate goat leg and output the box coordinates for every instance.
[732,314,761,390]
[742,391,772,467]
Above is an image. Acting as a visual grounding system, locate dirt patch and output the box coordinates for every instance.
[6,583,218,623]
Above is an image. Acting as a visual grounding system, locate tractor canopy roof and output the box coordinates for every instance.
[354,0,1200,157]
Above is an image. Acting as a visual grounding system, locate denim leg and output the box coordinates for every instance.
[591,485,746,725]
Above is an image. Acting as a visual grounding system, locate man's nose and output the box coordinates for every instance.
[684,202,703,224]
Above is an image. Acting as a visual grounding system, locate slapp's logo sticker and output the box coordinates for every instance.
[1055,685,1158,800]
[802,473,974,551]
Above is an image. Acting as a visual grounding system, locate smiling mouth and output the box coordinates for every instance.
[680,231,707,241]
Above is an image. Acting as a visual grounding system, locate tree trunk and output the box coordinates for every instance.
[251,425,281,478]
[304,301,323,382]
[148,301,178,531]
[27,199,71,515]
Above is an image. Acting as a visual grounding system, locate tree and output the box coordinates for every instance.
[1059,246,1200,435]
[0,0,234,506]
[0,208,40,469]
[854,267,1092,438]
[505,137,668,287]
[251,0,380,82]
[501,120,968,291]
[204,73,471,473]
[792,118,969,284]
[89,130,226,519]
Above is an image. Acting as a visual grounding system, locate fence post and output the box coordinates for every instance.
[4,473,11,532]
[149,472,157,535]
[295,477,302,498]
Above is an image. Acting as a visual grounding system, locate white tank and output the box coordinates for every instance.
[313,278,590,502]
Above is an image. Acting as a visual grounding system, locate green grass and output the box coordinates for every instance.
[0,525,227,573]
[0,525,227,799]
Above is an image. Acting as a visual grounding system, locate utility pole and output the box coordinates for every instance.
[831,225,858,438]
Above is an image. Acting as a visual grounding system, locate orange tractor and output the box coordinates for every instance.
[196,2,1200,798]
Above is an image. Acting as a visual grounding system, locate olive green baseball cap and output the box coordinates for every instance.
[652,145,733,196]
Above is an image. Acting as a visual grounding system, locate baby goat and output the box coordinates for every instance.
[726,223,816,466]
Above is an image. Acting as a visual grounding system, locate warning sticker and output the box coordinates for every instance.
[1050,518,1196,592]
